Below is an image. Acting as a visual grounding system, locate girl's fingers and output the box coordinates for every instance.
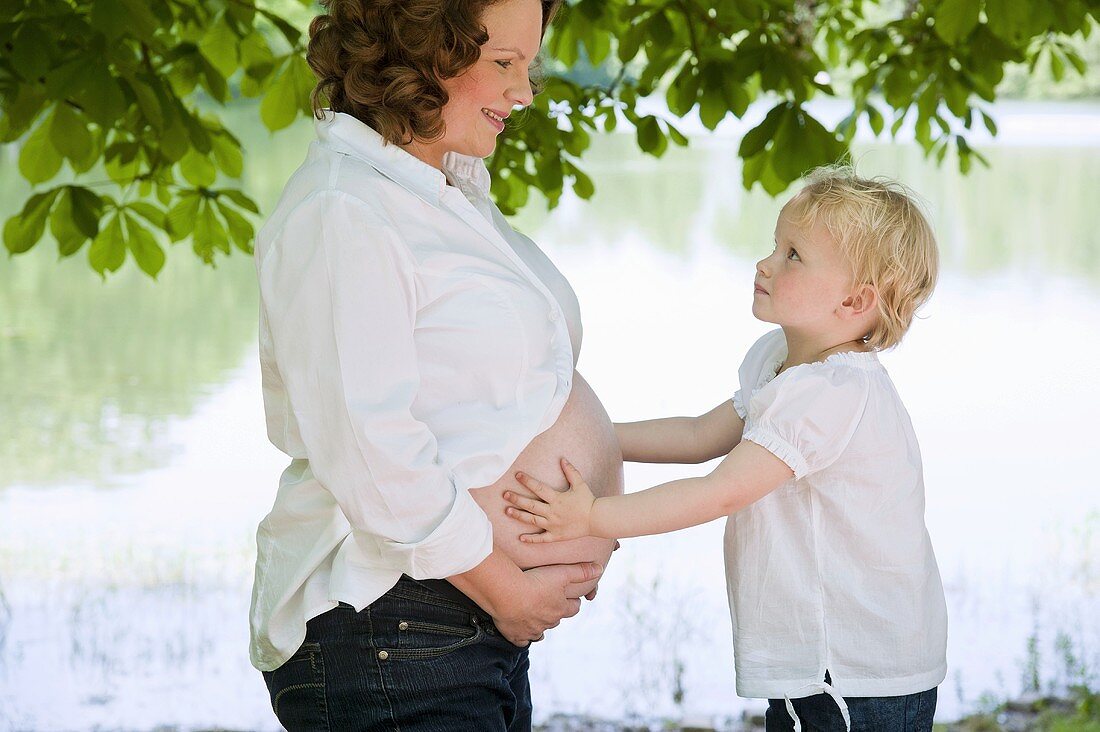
[503,491,546,514]
[506,506,547,528]
[560,458,584,487]
[519,531,554,544]
[515,471,553,499]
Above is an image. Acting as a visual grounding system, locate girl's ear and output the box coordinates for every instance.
[841,284,878,317]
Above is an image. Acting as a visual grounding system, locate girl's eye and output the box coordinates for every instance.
[496,60,513,69]
[787,249,800,261]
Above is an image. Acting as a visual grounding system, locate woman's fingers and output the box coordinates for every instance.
[519,530,555,544]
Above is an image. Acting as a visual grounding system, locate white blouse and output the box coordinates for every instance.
[249,112,581,672]
[726,329,948,701]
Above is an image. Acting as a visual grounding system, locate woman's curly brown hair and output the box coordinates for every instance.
[307,0,562,145]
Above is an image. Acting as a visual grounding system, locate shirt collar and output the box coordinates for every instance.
[316,110,492,205]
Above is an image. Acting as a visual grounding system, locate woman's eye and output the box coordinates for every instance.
[496,60,512,69]
[787,249,800,261]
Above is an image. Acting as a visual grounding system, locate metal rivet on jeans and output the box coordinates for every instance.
[398,621,409,631]
[377,650,389,660]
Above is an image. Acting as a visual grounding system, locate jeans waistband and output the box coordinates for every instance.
[402,575,485,616]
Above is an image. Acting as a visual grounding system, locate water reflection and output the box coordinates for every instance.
[0,249,256,488]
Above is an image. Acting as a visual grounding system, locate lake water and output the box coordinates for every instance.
[1,101,1098,730]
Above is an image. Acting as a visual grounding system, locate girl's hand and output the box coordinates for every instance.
[504,458,596,543]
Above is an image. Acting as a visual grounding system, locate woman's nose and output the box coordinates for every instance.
[509,73,534,109]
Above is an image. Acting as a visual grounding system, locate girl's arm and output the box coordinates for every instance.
[505,443,792,541]
[615,400,745,464]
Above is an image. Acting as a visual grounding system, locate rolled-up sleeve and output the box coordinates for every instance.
[256,190,493,580]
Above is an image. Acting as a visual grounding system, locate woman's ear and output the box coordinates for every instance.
[841,284,878,318]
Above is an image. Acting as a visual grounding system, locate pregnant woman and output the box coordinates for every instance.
[248,0,623,729]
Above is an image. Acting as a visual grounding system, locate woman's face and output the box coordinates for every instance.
[407,0,544,170]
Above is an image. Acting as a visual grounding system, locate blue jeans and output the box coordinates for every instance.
[765,674,937,732]
[262,576,532,731]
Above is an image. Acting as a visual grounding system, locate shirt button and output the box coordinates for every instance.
[548,309,559,322]
[377,650,389,660]
[398,621,409,631]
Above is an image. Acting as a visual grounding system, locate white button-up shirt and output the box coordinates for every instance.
[249,111,581,672]
[727,329,948,699]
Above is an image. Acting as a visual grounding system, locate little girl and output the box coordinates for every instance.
[504,166,949,732]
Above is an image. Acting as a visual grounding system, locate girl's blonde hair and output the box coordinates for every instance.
[787,165,939,351]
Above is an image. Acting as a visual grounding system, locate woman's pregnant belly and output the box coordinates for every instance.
[470,371,624,596]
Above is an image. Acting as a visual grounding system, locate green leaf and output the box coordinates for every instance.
[571,166,595,199]
[1063,47,1087,76]
[126,76,166,130]
[49,102,93,164]
[216,201,255,253]
[167,192,202,241]
[50,188,90,257]
[74,66,127,127]
[89,0,129,39]
[161,117,191,163]
[193,201,230,262]
[89,214,127,275]
[124,214,166,277]
[4,188,62,255]
[980,109,998,136]
[11,23,51,82]
[240,31,276,75]
[933,0,980,44]
[179,148,217,186]
[699,88,728,130]
[217,189,260,214]
[617,23,644,63]
[199,14,240,79]
[666,64,701,117]
[0,85,47,143]
[985,0,1032,43]
[1049,48,1066,82]
[648,12,673,47]
[259,7,303,47]
[70,187,105,239]
[866,104,885,136]
[105,142,142,185]
[635,116,663,155]
[667,123,689,147]
[198,56,231,103]
[118,0,161,40]
[126,201,167,229]
[738,103,788,159]
[19,120,64,185]
[260,55,314,131]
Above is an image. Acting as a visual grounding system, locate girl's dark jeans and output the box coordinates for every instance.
[262,575,532,731]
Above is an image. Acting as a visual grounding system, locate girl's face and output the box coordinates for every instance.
[408,0,543,170]
[753,201,857,332]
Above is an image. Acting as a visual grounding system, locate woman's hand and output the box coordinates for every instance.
[505,458,597,543]
[492,561,603,646]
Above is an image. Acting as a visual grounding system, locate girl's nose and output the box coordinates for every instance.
[756,257,770,277]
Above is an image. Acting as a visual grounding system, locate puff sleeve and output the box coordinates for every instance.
[741,365,870,480]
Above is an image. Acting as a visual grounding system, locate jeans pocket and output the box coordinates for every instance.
[385,615,485,660]
[263,641,329,731]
